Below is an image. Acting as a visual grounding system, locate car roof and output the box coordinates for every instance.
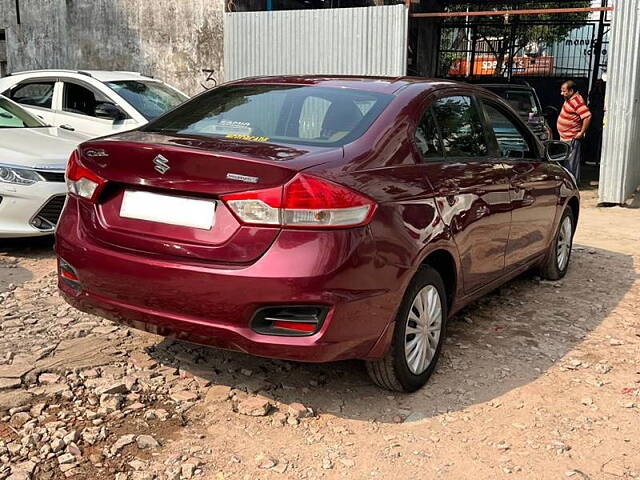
[224,75,470,95]
[5,69,156,83]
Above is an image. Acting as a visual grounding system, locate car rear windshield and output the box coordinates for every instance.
[0,96,46,128]
[106,80,188,121]
[142,84,393,147]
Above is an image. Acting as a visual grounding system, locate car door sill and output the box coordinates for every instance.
[451,253,546,315]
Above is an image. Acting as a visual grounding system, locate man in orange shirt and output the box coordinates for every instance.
[557,80,592,184]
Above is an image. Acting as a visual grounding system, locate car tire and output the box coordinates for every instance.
[539,207,575,281]
[365,266,447,393]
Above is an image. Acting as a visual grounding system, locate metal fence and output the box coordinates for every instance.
[223,5,408,81]
[436,19,608,85]
[598,0,640,204]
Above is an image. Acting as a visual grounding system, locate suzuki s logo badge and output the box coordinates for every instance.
[153,154,170,174]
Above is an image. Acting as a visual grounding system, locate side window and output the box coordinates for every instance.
[62,82,112,118]
[7,82,55,109]
[414,109,443,160]
[482,102,536,159]
[432,96,488,157]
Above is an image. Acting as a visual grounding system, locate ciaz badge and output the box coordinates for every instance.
[85,149,109,158]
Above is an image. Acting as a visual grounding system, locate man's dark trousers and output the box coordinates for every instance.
[566,139,582,184]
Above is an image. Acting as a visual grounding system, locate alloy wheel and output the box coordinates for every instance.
[404,285,442,375]
[556,216,573,271]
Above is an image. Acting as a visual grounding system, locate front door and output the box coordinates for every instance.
[479,97,561,269]
[58,80,135,137]
[424,94,512,294]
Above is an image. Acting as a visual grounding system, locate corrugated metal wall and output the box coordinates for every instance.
[598,0,640,204]
[224,5,408,82]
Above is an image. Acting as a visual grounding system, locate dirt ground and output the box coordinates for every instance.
[0,189,638,480]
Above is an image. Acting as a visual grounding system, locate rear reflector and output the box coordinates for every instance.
[58,258,80,289]
[251,306,328,336]
[222,174,376,229]
[61,269,78,282]
[271,321,317,333]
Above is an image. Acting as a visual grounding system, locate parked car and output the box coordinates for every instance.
[0,95,89,238]
[55,76,578,392]
[479,83,554,142]
[0,70,188,138]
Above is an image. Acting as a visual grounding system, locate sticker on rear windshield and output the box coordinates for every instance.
[225,134,270,142]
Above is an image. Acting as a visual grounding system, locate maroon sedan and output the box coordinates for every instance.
[56,76,578,392]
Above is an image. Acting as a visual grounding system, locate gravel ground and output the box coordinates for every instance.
[0,190,638,480]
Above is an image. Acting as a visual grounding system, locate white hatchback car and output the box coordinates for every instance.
[0,70,188,138]
[0,95,89,237]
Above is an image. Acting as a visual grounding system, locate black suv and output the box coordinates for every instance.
[480,84,553,142]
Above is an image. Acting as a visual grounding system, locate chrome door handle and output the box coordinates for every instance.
[60,124,75,131]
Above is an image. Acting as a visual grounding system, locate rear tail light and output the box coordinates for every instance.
[66,150,107,202]
[222,174,376,228]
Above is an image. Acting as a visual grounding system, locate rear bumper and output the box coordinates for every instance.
[59,288,371,362]
[55,201,410,362]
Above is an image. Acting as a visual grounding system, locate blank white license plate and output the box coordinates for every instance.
[120,190,216,230]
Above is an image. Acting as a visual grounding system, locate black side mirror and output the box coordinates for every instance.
[545,140,570,162]
[94,102,125,121]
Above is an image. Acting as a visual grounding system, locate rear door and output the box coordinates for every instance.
[424,93,512,294]
[478,96,560,269]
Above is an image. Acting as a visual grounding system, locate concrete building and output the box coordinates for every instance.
[0,0,225,95]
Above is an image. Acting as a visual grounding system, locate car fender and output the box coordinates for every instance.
[364,237,462,361]
[549,174,580,248]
